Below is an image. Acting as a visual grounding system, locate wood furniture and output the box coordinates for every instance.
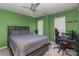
[7,26,49,56]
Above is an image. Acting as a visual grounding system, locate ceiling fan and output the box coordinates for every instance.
[22,3,40,14]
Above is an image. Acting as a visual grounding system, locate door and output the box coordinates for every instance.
[54,16,66,36]
[37,19,43,35]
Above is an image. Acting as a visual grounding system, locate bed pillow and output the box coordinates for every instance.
[21,30,29,34]
[10,30,21,35]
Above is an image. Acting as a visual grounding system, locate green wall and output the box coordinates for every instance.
[0,9,36,47]
[43,16,50,39]
[36,16,50,41]
[37,8,78,42]
[0,7,79,47]
[77,8,79,32]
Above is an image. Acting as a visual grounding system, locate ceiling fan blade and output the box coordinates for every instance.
[22,6,31,9]
[31,4,34,9]
[35,3,40,7]
[31,3,40,11]
[31,3,40,8]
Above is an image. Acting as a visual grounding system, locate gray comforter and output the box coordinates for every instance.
[9,34,49,56]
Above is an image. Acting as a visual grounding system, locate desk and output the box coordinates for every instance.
[61,35,79,56]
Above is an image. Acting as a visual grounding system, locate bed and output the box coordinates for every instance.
[7,26,49,56]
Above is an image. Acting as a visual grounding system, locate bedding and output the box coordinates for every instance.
[9,34,49,56]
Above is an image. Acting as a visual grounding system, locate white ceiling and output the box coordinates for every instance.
[0,3,78,18]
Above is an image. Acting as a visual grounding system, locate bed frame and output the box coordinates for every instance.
[7,26,49,56]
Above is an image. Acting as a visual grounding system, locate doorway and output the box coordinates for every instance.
[54,16,66,41]
[37,19,43,35]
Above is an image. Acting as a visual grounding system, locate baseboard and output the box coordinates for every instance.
[0,46,8,49]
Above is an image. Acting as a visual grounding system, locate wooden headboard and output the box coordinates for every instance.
[8,26,30,35]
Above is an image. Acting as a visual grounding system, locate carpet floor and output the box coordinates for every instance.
[0,43,77,56]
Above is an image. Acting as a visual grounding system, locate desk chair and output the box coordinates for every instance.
[58,36,71,56]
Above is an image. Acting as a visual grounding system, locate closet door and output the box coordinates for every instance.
[37,19,43,35]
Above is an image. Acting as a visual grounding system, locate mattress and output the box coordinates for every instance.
[9,34,49,56]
